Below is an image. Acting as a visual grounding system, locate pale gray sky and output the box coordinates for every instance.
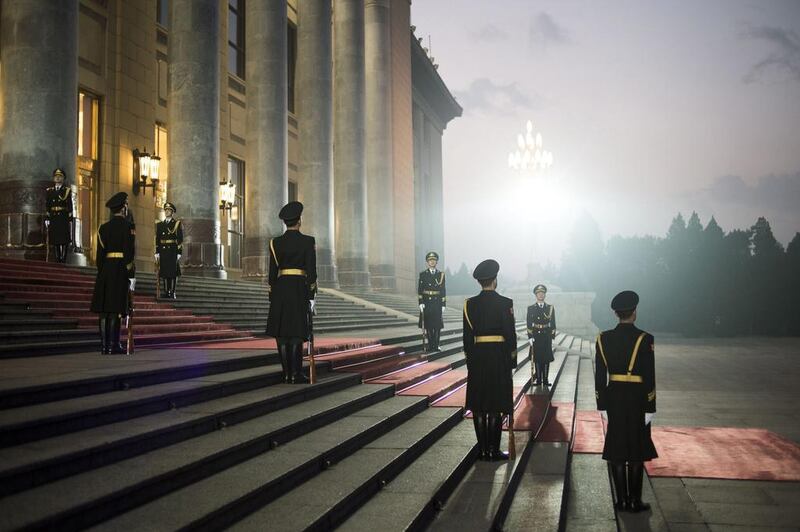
[412,0,800,279]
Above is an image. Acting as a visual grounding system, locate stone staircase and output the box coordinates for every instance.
[344,289,462,325]
[0,314,618,531]
[0,258,251,357]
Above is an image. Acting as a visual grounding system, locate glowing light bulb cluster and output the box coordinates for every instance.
[508,120,554,172]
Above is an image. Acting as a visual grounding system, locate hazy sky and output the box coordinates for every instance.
[411,0,800,279]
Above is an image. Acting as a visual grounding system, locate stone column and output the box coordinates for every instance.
[297,0,337,286]
[333,0,370,288]
[167,0,225,278]
[0,0,77,260]
[365,0,395,291]
[242,0,287,279]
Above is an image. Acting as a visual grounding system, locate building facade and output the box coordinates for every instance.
[0,0,460,294]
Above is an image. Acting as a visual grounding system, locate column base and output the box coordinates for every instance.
[316,247,338,288]
[337,256,370,288]
[369,263,396,292]
[179,219,226,279]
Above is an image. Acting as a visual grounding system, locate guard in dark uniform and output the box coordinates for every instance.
[90,192,136,354]
[154,202,183,299]
[464,259,517,461]
[595,290,657,513]
[418,251,446,351]
[45,168,74,263]
[265,201,317,384]
[527,284,556,386]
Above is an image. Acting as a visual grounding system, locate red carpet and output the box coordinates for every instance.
[501,393,549,431]
[536,402,575,442]
[646,427,800,481]
[173,337,378,354]
[572,410,607,453]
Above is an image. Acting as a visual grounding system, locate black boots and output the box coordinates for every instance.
[105,315,125,354]
[426,328,440,351]
[533,363,542,385]
[473,412,489,460]
[611,462,651,513]
[161,278,177,299]
[627,462,651,512]
[53,244,68,263]
[277,342,291,383]
[99,317,109,354]
[488,413,509,460]
[543,363,551,386]
[279,341,308,384]
[611,462,628,512]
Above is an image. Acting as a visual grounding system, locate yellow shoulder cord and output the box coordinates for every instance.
[437,272,445,285]
[167,220,181,235]
[627,333,647,375]
[463,299,473,330]
[59,188,70,201]
[596,334,608,368]
[269,238,279,267]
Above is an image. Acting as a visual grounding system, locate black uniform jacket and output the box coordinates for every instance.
[527,302,556,363]
[418,269,446,330]
[90,216,135,315]
[463,290,517,413]
[45,185,73,245]
[265,230,317,340]
[595,323,658,462]
[155,218,183,278]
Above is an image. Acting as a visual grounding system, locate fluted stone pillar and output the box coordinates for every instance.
[297,0,337,286]
[167,0,225,278]
[333,0,370,288]
[243,1,288,279]
[365,0,395,291]
[0,0,77,260]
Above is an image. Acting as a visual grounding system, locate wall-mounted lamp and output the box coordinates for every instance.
[219,180,236,211]
[133,148,160,195]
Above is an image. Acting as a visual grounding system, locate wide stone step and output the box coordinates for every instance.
[339,419,477,531]
[0,363,308,447]
[0,376,377,521]
[1,373,361,493]
[88,395,430,531]
[0,351,278,409]
[0,318,78,331]
[228,407,464,531]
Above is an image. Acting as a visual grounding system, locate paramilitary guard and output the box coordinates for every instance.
[527,284,557,386]
[90,192,136,355]
[418,251,446,351]
[45,168,74,263]
[154,202,183,299]
[595,290,657,513]
[265,201,318,384]
[464,259,517,461]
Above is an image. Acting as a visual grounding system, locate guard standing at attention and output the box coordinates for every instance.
[90,192,136,354]
[595,290,657,513]
[45,168,74,263]
[527,284,556,386]
[265,201,318,384]
[154,202,183,299]
[464,259,517,461]
[418,251,446,351]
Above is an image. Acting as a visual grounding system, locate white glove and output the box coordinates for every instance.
[600,410,608,421]
[310,299,316,314]
[645,413,654,425]
[419,304,425,311]
[177,254,182,261]
[528,338,534,347]
[154,253,160,260]
[44,219,50,227]
[129,278,136,292]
